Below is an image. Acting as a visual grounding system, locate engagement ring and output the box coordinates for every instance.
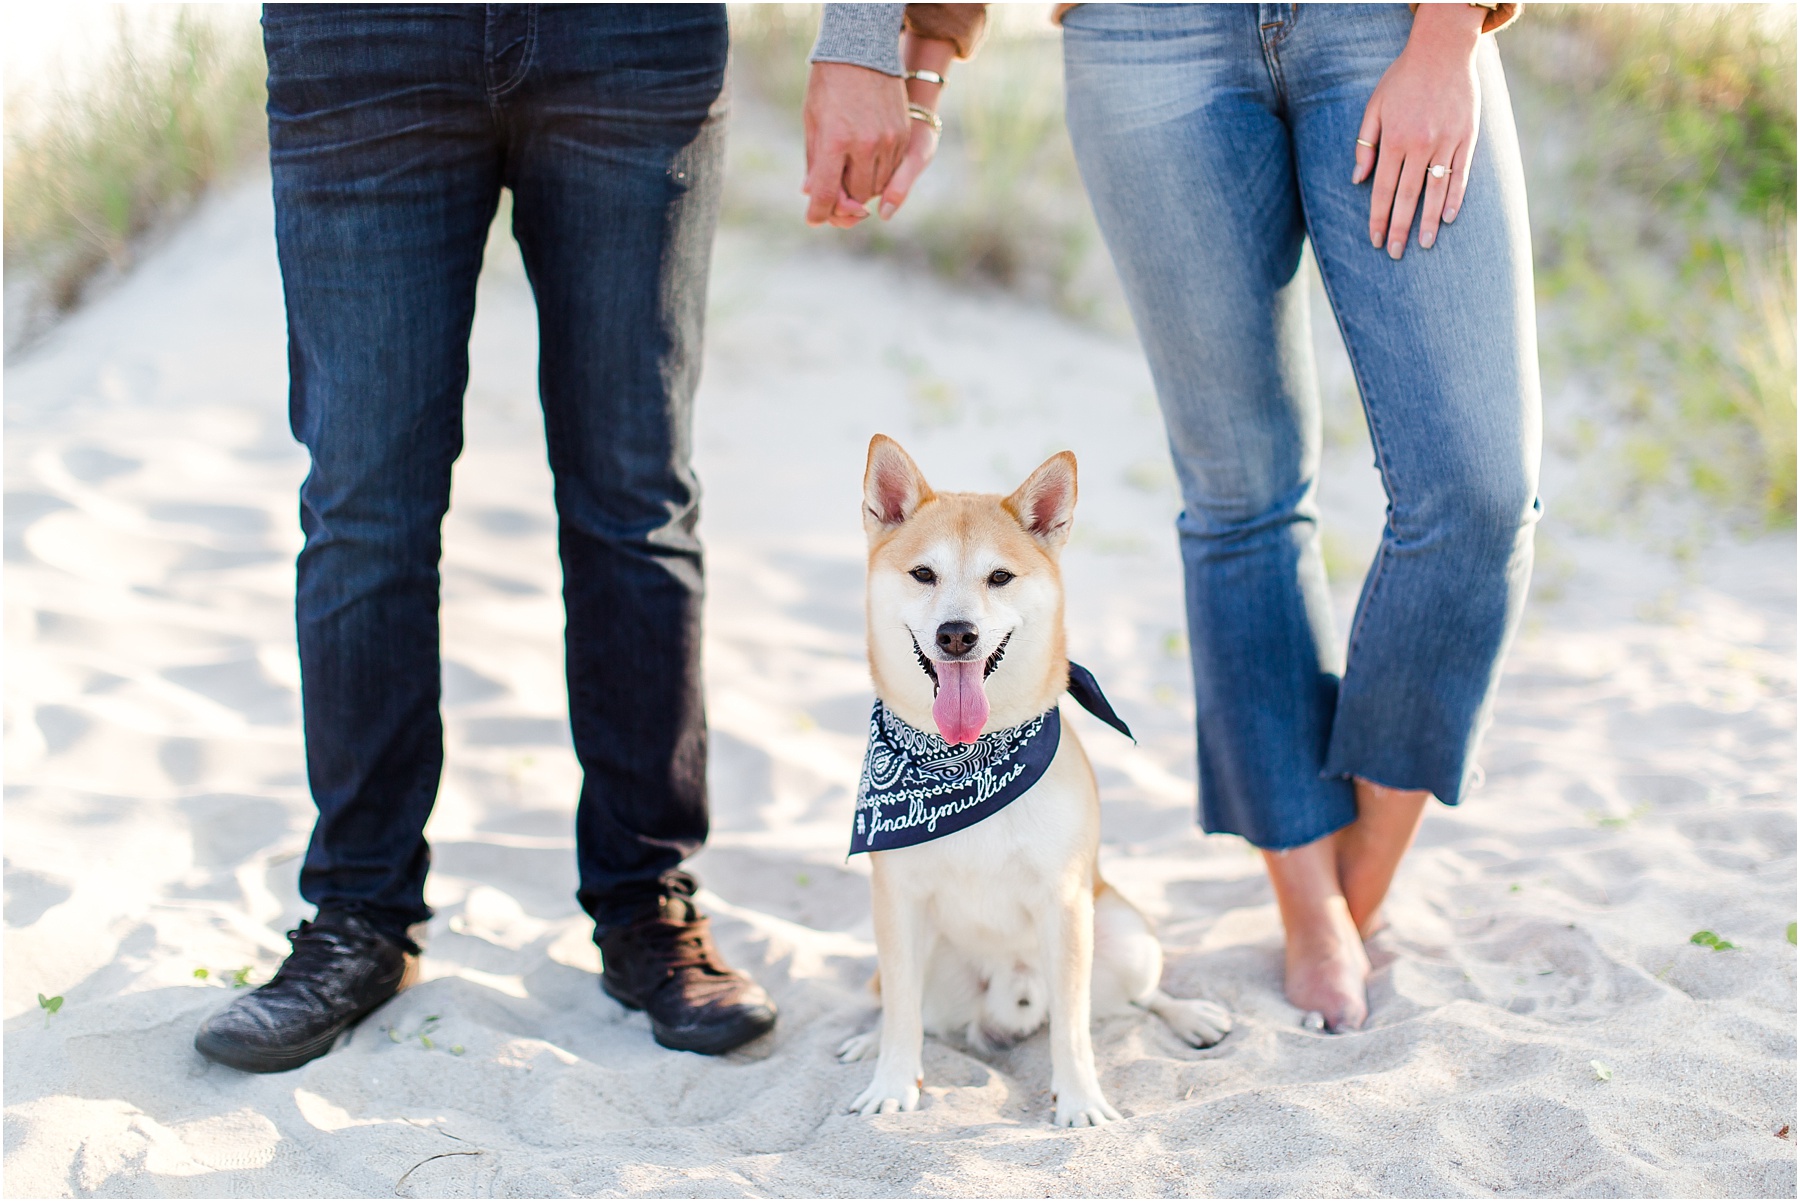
[1428,164,1452,179]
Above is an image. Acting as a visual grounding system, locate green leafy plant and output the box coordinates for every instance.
[37,992,64,1022]
[1591,1059,1613,1081]
[1786,921,1796,945]
[1690,929,1738,951]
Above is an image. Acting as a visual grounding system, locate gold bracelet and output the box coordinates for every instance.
[906,69,946,86]
[907,102,943,135]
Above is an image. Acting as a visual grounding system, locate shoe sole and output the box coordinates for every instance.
[193,954,418,1073]
[601,977,777,1056]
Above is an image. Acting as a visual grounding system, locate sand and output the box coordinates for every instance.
[5,139,1796,1196]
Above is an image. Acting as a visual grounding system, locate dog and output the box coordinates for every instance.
[839,435,1231,1128]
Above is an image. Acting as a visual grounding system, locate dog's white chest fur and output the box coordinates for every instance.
[888,730,1087,944]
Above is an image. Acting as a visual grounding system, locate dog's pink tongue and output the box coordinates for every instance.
[932,660,989,744]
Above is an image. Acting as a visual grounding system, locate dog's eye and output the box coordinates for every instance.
[987,569,1014,587]
[909,566,936,585]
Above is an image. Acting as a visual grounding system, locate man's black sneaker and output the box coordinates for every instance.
[194,910,416,1073]
[597,891,777,1055]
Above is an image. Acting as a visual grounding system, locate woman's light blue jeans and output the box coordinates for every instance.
[1063,3,1542,849]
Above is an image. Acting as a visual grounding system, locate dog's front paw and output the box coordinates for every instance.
[1053,1088,1121,1128]
[1158,996,1233,1048]
[850,1071,921,1116]
[837,1030,879,1062]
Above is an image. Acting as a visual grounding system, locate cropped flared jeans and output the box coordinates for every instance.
[1063,3,1542,849]
[263,4,728,939]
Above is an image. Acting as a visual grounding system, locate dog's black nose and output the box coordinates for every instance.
[936,621,979,658]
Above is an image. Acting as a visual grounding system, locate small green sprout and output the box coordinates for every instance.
[1690,930,1737,951]
[1591,1060,1612,1081]
[37,993,63,1022]
[193,967,209,979]
[451,1044,465,1056]
[230,966,253,987]
[1787,922,1796,945]
[387,1015,452,1051]
[795,873,812,887]
[1509,883,1522,894]
[1590,804,1650,830]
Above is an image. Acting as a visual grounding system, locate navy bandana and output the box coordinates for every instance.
[849,662,1132,856]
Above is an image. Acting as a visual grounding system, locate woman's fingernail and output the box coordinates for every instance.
[1420,232,1435,249]
[1388,242,1404,260]
[880,201,897,220]
[1443,207,1458,223]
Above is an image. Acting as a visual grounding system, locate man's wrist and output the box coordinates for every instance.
[1409,3,1486,54]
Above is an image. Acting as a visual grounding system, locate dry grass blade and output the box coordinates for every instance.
[393,1149,483,1196]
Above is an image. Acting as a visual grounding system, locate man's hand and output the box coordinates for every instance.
[1351,4,1485,259]
[803,63,910,228]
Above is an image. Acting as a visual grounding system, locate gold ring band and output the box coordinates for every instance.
[907,103,943,136]
[1355,138,1376,148]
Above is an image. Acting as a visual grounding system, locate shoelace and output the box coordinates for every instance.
[271,921,369,990]
[629,919,725,980]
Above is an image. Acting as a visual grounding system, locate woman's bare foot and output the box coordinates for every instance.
[1262,839,1371,1031]
[1284,897,1371,1031]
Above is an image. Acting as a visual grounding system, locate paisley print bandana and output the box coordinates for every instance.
[849,662,1131,856]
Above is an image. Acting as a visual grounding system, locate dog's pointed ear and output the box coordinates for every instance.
[863,435,935,537]
[1004,451,1077,551]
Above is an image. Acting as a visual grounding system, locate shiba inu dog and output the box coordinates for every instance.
[840,435,1231,1128]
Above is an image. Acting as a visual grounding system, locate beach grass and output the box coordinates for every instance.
[1509,5,1796,530]
[3,8,266,329]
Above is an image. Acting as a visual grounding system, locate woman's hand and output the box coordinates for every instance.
[1351,5,1486,259]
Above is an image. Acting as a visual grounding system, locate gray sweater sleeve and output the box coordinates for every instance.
[809,4,907,77]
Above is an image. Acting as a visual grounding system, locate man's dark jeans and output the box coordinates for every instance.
[262,4,728,941]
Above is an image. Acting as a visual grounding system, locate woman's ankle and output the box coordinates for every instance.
[1337,779,1430,932]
